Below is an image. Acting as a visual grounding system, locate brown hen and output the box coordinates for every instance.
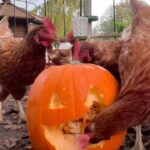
[84,1,150,150]
[0,17,56,123]
[79,39,124,80]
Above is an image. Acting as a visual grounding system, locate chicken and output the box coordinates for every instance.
[60,31,123,80]
[83,0,150,150]
[47,42,72,65]
[47,32,123,80]
[0,17,56,123]
[78,39,124,80]
[52,32,123,81]
[46,31,80,65]
[0,16,14,38]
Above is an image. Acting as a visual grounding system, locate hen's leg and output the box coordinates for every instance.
[17,101,26,123]
[0,87,9,122]
[11,87,26,123]
[130,125,145,150]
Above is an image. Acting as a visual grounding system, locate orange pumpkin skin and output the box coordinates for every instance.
[27,64,126,150]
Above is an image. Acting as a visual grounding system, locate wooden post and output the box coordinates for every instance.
[63,0,66,36]
[44,0,47,16]
[85,0,92,36]
[80,0,82,16]
[113,0,116,32]
[25,0,28,33]
[13,0,16,37]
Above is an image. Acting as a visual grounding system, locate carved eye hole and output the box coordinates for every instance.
[49,93,65,109]
[84,86,104,108]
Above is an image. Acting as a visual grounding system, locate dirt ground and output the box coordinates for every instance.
[0,94,31,150]
[0,94,150,150]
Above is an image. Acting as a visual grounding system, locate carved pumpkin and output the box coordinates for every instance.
[27,64,126,150]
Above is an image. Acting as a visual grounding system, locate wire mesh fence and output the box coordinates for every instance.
[0,0,128,39]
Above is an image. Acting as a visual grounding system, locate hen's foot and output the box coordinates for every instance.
[17,101,26,124]
[130,125,146,150]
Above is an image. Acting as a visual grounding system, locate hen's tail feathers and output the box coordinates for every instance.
[131,0,150,28]
[0,16,14,38]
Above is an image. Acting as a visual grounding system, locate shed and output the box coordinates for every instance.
[0,0,43,37]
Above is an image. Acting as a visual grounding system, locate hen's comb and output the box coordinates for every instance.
[43,17,56,31]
